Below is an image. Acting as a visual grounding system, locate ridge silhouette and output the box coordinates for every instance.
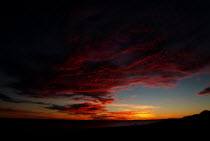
[182,110,210,120]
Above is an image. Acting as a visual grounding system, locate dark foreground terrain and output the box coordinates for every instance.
[1,110,210,139]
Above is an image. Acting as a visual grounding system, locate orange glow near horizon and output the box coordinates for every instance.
[0,108,199,120]
[0,103,192,120]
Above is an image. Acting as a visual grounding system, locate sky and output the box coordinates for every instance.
[0,1,210,120]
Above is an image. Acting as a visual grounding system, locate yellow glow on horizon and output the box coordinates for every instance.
[135,113,156,119]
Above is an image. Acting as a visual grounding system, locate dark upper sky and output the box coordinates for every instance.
[0,1,210,120]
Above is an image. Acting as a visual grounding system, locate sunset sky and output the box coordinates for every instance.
[0,1,210,120]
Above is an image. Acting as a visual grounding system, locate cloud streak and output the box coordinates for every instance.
[0,107,39,114]
[108,103,160,109]
[46,102,156,120]
[0,93,50,105]
[47,103,106,115]
[197,87,210,95]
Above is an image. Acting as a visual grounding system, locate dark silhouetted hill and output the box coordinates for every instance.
[137,110,210,129]
[182,110,210,120]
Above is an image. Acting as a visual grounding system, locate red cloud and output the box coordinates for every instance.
[38,8,210,105]
[8,3,210,109]
[197,87,210,95]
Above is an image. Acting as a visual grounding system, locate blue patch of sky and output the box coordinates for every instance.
[113,73,210,106]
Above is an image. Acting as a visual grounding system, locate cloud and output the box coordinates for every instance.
[169,98,183,100]
[197,87,210,95]
[0,107,39,114]
[70,96,115,104]
[0,93,50,105]
[1,1,210,108]
[43,1,210,103]
[46,102,156,120]
[130,95,138,98]
[0,107,64,119]
[47,103,106,115]
[108,103,160,109]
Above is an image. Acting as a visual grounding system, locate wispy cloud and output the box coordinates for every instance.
[0,93,50,105]
[108,103,160,109]
[0,107,40,114]
[197,87,210,95]
[47,103,106,115]
[130,95,138,98]
[45,102,158,120]
[168,98,183,100]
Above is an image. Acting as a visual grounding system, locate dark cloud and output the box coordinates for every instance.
[197,87,210,95]
[46,102,156,120]
[0,107,40,114]
[70,95,115,104]
[0,93,50,105]
[47,103,106,115]
[1,1,210,106]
